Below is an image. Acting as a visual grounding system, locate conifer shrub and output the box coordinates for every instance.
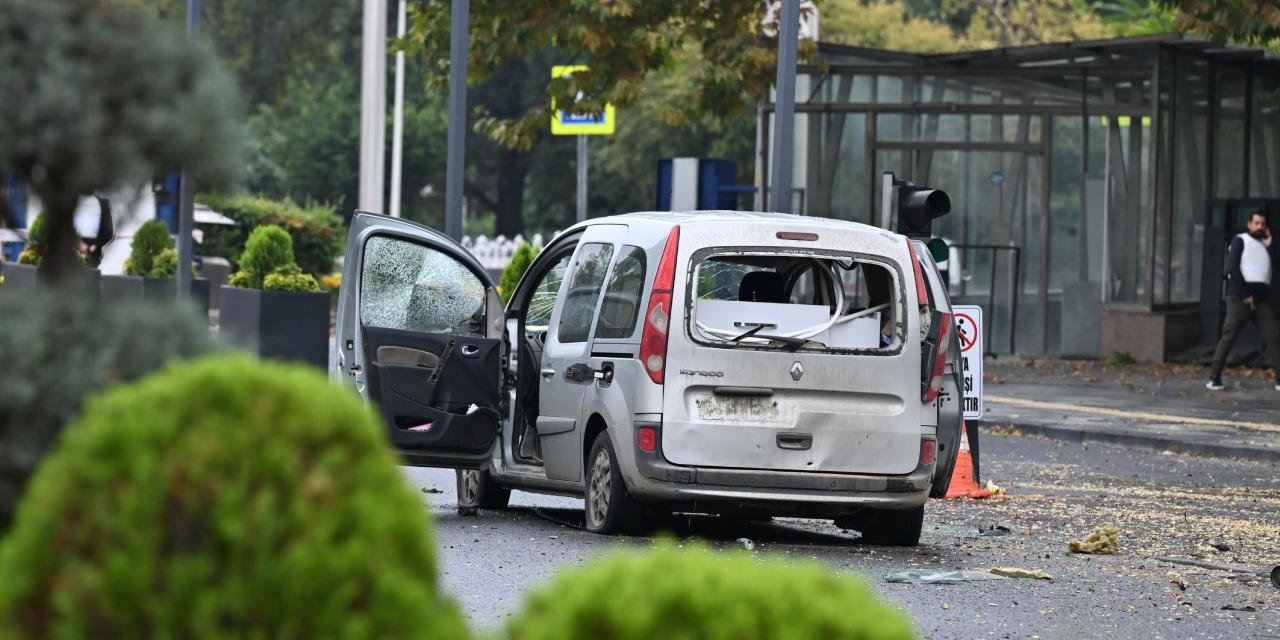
[499,242,539,304]
[16,215,47,265]
[0,291,216,528]
[231,224,296,289]
[505,542,917,640]
[0,355,468,639]
[124,219,174,277]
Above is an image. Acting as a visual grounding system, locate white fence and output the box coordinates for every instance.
[461,233,549,273]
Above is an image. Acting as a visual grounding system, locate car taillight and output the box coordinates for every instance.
[637,426,658,453]
[920,437,936,466]
[640,226,680,385]
[906,238,929,310]
[922,312,952,403]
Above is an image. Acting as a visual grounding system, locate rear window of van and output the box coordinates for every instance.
[688,250,902,353]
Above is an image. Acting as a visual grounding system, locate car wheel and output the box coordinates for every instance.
[456,467,510,516]
[584,431,644,534]
[836,506,924,547]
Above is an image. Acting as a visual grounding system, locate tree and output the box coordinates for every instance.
[405,1,809,151]
[821,0,956,51]
[0,0,244,281]
[1154,0,1280,45]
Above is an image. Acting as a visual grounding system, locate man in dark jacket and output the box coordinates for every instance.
[1207,210,1280,390]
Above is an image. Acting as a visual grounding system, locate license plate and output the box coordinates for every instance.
[694,395,780,422]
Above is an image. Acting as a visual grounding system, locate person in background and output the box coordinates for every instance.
[78,195,113,268]
[1207,210,1280,391]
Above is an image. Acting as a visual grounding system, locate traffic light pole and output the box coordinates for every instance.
[177,0,201,303]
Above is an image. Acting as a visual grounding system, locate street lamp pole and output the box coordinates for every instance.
[443,0,469,241]
[177,0,202,302]
[389,0,406,218]
[359,0,388,214]
[767,0,799,213]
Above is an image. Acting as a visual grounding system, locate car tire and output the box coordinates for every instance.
[836,506,924,547]
[456,467,510,516]
[584,431,645,534]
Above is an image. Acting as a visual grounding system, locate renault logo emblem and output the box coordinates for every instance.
[790,361,804,382]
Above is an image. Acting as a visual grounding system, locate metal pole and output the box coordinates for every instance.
[177,0,201,302]
[767,0,799,213]
[358,0,387,213]
[576,135,587,222]
[880,171,894,230]
[389,0,406,218]
[444,0,469,241]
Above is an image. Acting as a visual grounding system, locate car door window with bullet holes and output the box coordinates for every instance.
[556,243,614,343]
[360,235,486,334]
[526,253,573,331]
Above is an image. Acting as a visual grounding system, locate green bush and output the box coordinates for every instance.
[197,194,342,277]
[0,290,216,529]
[505,542,918,640]
[263,266,321,292]
[0,355,469,639]
[233,224,296,289]
[125,220,174,277]
[16,215,46,265]
[499,242,540,304]
[148,247,179,277]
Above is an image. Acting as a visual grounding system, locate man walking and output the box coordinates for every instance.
[1207,210,1280,390]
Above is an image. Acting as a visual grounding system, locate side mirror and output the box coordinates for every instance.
[926,237,949,263]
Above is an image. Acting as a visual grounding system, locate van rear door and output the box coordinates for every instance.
[661,223,924,476]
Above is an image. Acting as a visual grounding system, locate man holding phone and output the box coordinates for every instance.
[1208,210,1280,391]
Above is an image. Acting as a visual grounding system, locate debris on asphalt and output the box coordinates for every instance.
[1221,604,1257,612]
[735,537,755,551]
[1207,540,1231,552]
[987,567,1052,580]
[983,479,1007,496]
[421,486,443,494]
[1167,572,1187,591]
[885,570,1007,584]
[978,523,1013,537]
[1068,524,1120,554]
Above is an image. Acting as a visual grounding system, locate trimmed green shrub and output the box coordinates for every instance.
[263,265,321,292]
[233,224,296,289]
[197,194,342,277]
[499,242,540,304]
[125,219,174,276]
[506,542,918,640]
[0,355,469,639]
[16,215,46,265]
[148,247,179,277]
[0,290,216,529]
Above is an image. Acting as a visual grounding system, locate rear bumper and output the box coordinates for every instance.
[626,426,931,515]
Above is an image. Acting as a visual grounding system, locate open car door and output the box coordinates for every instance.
[335,212,505,468]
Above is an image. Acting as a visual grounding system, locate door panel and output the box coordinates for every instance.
[334,212,504,469]
[363,326,502,456]
[537,224,628,481]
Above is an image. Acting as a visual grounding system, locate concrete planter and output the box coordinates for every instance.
[219,286,329,368]
[100,276,211,318]
[1,264,99,294]
[1,263,43,289]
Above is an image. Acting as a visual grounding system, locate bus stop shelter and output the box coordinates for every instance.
[759,34,1280,361]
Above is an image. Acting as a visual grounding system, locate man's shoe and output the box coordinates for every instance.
[1206,377,1224,391]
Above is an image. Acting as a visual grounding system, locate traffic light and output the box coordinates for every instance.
[896,186,951,238]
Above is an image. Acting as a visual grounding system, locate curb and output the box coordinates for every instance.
[982,417,1280,465]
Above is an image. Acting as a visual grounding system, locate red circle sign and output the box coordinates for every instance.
[955,312,978,352]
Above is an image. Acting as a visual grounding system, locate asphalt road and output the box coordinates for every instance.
[401,433,1280,639]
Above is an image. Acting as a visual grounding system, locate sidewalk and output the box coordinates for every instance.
[980,359,1280,463]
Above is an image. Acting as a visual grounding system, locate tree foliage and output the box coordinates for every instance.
[0,0,245,280]
[1155,0,1280,45]
[406,1,811,150]
[821,0,1114,51]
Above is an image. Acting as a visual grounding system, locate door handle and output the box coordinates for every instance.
[541,368,556,379]
[593,361,615,386]
[460,344,480,358]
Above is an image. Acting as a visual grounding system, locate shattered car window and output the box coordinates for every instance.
[360,235,485,334]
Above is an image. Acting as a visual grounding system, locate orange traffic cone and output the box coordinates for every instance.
[946,421,991,499]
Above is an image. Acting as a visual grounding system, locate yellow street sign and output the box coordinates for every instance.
[551,65,616,136]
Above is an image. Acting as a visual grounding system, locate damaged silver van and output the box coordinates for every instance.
[334,210,959,545]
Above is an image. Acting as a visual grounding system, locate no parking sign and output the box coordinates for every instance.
[953,305,982,419]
